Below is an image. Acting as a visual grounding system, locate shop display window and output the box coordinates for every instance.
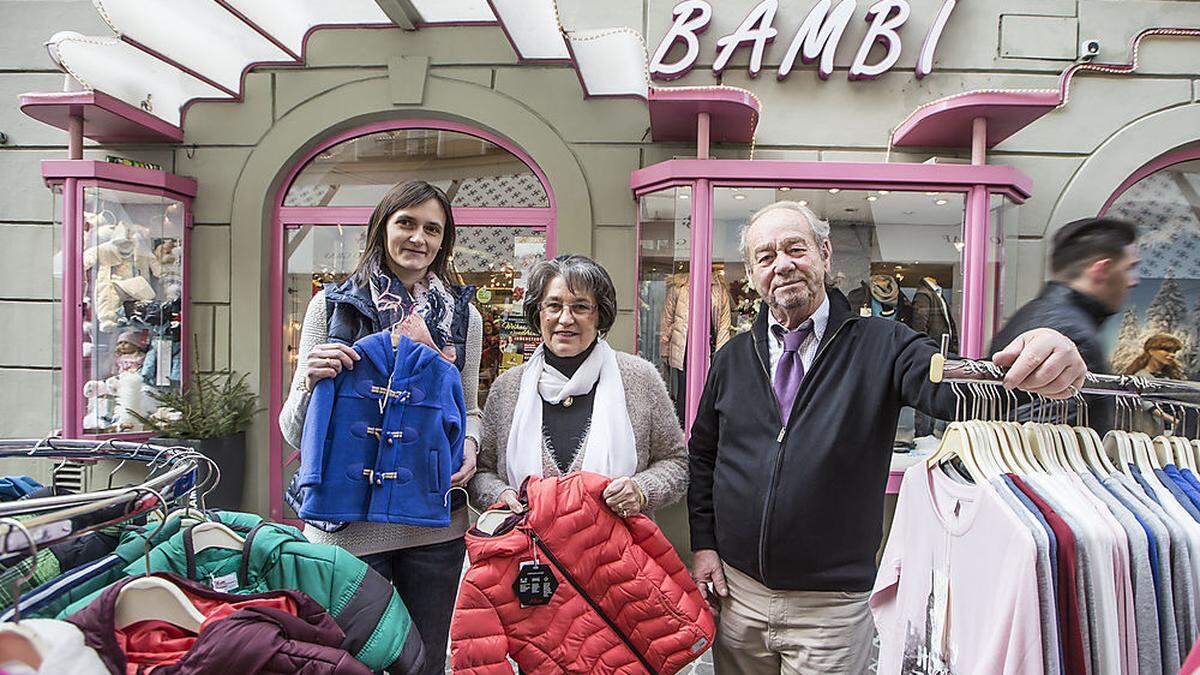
[639,182,969,438]
[637,185,696,425]
[43,163,194,441]
[79,188,185,435]
[989,194,1022,340]
[1105,157,1200,380]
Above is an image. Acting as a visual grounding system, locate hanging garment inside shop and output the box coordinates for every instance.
[908,277,957,353]
[297,330,466,528]
[450,472,715,675]
[873,383,1200,675]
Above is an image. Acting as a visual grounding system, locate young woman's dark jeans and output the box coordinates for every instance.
[360,537,467,675]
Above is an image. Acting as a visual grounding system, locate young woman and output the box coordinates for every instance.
[279,180,482,674]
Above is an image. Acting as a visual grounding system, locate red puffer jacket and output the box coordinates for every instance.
[451,473,715,675]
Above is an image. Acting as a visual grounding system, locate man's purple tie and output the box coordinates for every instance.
[773,322,812,422]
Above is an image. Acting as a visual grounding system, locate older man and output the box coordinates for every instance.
[687,201,1087,674]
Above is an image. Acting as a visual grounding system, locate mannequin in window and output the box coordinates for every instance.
[907,276,958,438]
[659,263,732,423]
[847,274,911,322]
[908,276,957,352]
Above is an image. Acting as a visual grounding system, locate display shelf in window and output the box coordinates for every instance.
[44,160,196,439]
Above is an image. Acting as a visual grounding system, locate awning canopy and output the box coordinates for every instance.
[25,0,686,140]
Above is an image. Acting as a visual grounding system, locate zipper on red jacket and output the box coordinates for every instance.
[528,530,658,675]
[752,317,853,585]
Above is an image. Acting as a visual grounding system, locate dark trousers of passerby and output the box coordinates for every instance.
[361,537,467,675]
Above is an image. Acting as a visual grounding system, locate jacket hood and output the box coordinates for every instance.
[353,331,446,383]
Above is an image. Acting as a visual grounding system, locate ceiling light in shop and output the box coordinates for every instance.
[925,192,938,196]
[878,190,889,195]
[734,194,746,200]
[678,193,689,199]
[954,241,965,252]
[866,196,878,202]
[935,199,948,205]
[779,187,791,192]
[828,188,841,194]
[798,200,809,206]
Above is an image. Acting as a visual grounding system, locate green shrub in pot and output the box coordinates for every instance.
[133,363,259,510]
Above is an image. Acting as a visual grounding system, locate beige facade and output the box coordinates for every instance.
[2,0,1200,533]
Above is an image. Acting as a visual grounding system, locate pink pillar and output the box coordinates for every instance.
[684,179,712,436]
[971,117,986,166]
[61,178,81,437]
[697,112,711,160]
[961,186,990,358]
[67,115,83,160]
[269,212,285,521]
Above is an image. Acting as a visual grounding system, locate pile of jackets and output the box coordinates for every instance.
[451,472,715,675]
[0,510,424,674]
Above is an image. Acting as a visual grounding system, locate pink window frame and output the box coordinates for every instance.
[1100,146,1200,216]
[268,119,558,521]
[43,161,196,441]
[630,159,1032,435]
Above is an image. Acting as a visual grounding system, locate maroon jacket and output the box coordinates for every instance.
[66,572,370,675]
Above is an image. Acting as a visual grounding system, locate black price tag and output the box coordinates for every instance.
[513,562,558,607]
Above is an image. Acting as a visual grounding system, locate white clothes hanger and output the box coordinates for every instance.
[114,576,205,632]
[190,521,244,554]
[475,509,514,535]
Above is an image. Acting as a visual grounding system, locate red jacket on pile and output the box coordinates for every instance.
[451,472,715,675]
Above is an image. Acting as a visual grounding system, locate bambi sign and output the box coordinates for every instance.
[649,0,959,81]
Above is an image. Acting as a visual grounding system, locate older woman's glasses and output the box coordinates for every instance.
[539,301,596,318]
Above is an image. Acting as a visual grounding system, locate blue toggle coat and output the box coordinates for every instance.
[298,331,466,527]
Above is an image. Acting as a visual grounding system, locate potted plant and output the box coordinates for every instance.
[133,362,259,510]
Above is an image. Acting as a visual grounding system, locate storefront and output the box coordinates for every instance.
[7,0,1200,529]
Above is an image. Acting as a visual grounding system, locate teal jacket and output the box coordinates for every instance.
[58,513,424,673]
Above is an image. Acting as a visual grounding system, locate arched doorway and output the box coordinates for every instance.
[269,118,558,520]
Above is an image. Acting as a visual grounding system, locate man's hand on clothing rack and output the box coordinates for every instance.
[991,327,1087,399]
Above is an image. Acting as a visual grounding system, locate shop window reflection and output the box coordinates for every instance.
[1106,158,1200,383]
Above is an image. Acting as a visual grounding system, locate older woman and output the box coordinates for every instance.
[472,255,687,517]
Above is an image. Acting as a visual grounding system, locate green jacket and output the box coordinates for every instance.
[59,512,424,673]
[18,512,227,620]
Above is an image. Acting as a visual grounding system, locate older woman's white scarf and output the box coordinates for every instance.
[505,339,637,487]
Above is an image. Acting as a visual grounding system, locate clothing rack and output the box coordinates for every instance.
[929,353,1200,402]
[0,439,206,557]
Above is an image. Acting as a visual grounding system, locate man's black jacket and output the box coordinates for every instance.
[989,281,1115,432]
[688,288,955,592]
